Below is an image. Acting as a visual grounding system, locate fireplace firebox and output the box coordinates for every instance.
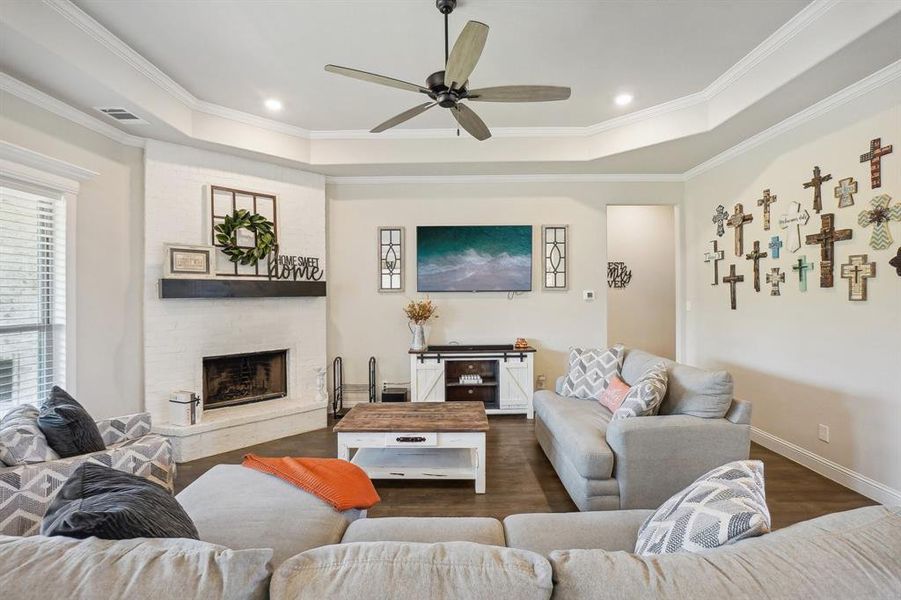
[202,349,288,409]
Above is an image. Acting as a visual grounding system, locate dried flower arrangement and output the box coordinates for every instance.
[403,298,438,324]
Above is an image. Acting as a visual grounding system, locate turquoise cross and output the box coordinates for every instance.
[792,255,815,292]
[768,236,783,259]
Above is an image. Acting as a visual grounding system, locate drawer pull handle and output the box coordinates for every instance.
[396,436,426,443]
[468,389,473,394]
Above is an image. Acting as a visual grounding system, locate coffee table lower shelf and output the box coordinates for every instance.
[351,448,477,481]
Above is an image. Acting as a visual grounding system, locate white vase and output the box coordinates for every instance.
[409,322,427,351]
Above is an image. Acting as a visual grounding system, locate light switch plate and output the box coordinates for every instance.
[583,290,595,301]
[818,424,830,443]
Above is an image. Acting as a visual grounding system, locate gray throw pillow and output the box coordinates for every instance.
[612,362,668,420]
[37,386,105,458]
[634,460,770,555]
[0,404,59,466]
[561,344,624,400]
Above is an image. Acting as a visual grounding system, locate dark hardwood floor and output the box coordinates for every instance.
[176,415,874,529]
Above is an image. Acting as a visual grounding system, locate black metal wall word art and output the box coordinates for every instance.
[543,225,568,290]
[802,166,832,214]
[859,137,893,188]
[607,262,632,288]
[378,226,404,292]
[267,249,325,282]
[210,185,277,277]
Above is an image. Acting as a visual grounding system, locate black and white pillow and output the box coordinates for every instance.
[560,344,624,400]
[634,460,771,555]
[611,362,668,420]
[0,405,60,466]
[37,386,105,458]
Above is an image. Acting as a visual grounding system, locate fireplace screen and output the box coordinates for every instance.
[202,350,287,409]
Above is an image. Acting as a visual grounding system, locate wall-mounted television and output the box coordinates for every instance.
[417,225,533,292]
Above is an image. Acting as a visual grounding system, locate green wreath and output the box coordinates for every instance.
[214,209,276,266]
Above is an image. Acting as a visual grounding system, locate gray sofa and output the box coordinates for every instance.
[534,348,752,510]
[1,465,898,599]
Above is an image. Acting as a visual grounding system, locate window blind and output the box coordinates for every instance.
[0,185,66,409]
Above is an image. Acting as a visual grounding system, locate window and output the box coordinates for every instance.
[0,185,66,409]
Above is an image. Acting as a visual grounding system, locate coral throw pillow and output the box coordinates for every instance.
[599,375,631,412]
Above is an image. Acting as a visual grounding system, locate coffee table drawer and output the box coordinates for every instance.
[386,432,437,447]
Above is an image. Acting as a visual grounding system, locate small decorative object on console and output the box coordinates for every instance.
[514,337,529,350]
[168,391,201,426]
[404,298,438,351]
[164,244,215,278]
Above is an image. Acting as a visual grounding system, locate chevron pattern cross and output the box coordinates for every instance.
[858,194,901,250]
[634,460,771,555]
[561,344,624,400]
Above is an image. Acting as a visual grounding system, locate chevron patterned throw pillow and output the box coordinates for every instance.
[560,344,624,400]
[611,362,668,420]
[0,405,59,466]
[634,460,771,555]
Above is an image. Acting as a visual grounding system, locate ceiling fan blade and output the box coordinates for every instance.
[451,104,491,141]
[445,21,489,90]
[371,102,437,133]
[324,64,429,94]
[468,85,571,102]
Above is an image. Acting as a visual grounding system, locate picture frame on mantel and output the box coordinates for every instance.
[163,244,216,278]
[378,226,405,292]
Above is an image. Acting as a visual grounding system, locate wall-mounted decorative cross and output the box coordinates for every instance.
[712,205,728,238]
[722,264,744,311]
[792,255,814,292]
[833,177,857,209]
[765,268,785,296]
[703,240,725,286]
[840,255,876,301]
[805,213,853,288]
[727,203,753,256]
[744,240,767,293]
[859,137,893,189]
[802,166,832,214]
[857,194,901,250]
[757,189,777,230]
[779,201,810,253]
[890,247,901,277]
[768,235,783,259]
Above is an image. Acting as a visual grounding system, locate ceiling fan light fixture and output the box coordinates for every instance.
[264,98,283,112]
[614,93,634,107]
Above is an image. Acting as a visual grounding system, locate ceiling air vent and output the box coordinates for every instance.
[95,107,148,124]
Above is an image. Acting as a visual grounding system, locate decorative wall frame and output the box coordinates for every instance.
[209,185,278,277]
[542,225,568,290]
[163,244,216,278]
[378,226,404,292]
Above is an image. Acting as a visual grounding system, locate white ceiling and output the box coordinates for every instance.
[71,0,809,130]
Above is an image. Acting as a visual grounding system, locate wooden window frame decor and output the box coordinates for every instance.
[542,225,568,290]
[378,226,404,292]
[209,185,278,277]
[163,244,216,279]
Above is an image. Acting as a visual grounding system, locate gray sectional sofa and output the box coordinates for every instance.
[2,465,898,599]
[534,347,752,510]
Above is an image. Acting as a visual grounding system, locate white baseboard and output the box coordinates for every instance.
[751,427,901,506]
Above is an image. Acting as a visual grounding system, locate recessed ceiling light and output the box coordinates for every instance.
[264,98,283,112]
[614,93,633,107]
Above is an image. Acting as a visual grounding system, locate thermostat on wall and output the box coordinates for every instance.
[583,290,595,301]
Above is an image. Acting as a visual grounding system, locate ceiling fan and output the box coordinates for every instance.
[324,0,571,141]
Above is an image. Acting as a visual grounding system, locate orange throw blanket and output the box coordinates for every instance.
[242,454,380,511]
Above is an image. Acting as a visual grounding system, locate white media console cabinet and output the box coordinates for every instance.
[409,345,535,419]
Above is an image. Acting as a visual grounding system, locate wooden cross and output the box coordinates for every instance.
[712,205,728,238]
[703,240,724,286]
[792,255,814,292]
[859,137,893,188]
[757,189,777,230]
[802,166,832,214]
[722,264,744,311]
[768,235,783,259]
[840,255,876,301]
[833,177,857,209]
[890,248,901,277]
[805,213,853,288]
[765,267,785,296]
[779,201,810,252]
[857,194,901,250]
[744,240,767,292]
[727,203,753,256]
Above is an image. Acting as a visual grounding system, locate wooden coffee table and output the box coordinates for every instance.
[333,403,489,493]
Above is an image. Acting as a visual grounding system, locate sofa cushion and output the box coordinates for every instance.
[0,534,272,600]
[270,541,553,600]
[533,391,614,480]
[0,404,59,465]
[561,345,624,400]
[176,464,361,568]
[612,362,668,420]
[37,386,105,458]
[504,510,654,556]
[41,463,198,540]
[621,349,733,419]
[342,517,505,546]
[548,506,901,600]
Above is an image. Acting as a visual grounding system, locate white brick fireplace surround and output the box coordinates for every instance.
[143,141,327,461]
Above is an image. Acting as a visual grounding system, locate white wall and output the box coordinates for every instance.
[326,181,683,390]
[684,88,901,499]
[607,205,677,359]
[0,91,144,418]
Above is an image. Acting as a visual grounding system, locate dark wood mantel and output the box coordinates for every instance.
[159,278,326,299]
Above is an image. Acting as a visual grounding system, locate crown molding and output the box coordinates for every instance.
[0,140,98,182]
[325,173,685,185]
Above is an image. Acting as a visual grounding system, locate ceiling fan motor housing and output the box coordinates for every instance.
[436,0,456,15]
[426,70,468,107]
